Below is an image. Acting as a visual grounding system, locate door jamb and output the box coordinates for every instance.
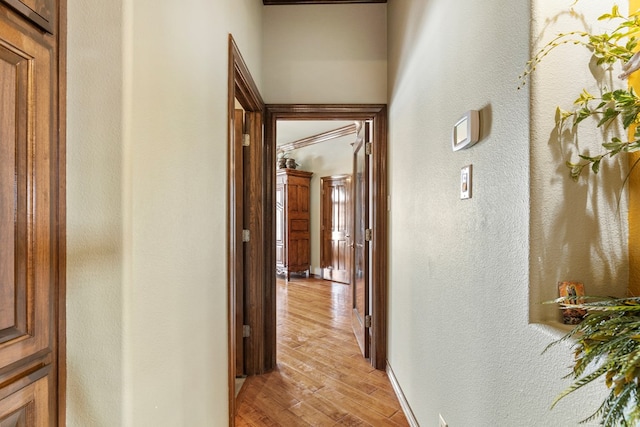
[227,35,264,426]
[264,104,388,370]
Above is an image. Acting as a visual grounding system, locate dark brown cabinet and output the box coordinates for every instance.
[1,0,56,32]
[276,169,313,280]
[0,0,63,424]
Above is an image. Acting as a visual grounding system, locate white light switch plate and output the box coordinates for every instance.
[460,164,472,199]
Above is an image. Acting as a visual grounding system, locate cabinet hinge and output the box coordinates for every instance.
[365,228,372,241]
[242,229,250,242]
[243,325,251,337]
[364,315,372,328]
[242,134,250,147]
[365,142,372,155]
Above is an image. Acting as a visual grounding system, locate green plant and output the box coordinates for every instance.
[524,4,640,426]
[520,5,640,182]
[547,297,640,426]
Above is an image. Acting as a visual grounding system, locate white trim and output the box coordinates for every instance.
[386,361,419,427]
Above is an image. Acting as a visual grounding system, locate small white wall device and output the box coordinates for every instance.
[452,110,480,151]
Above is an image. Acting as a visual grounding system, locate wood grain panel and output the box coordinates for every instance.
[1,0,55,33]
[289,219,308,232]
[0,18,52,364]
[0,53,18,333]
[0,41,29,345]
[0,2,62,423]
[0,372,50,426]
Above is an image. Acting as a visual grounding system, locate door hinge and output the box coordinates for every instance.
[364,315,372,328]
[242,134,250,146]
[242,229,250,242]
[243,325,251,337]
[365,228,372,241]
[365,142,372,155]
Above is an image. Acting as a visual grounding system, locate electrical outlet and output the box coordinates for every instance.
[439,413,448,427]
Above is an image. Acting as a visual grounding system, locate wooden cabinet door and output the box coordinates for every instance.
[0,373,52,426]
[0,3,62,425]
[0,0,55,32]
[275,169,312,280]
[285,173,311,278]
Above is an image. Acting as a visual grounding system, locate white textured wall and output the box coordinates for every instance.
[529,0,629,325]
[387,0,621,425]
[262,4,387,104]
[289,136,355,275]
[67,1,124,424]
[67,0,263,425]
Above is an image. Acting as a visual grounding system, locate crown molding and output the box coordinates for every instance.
[278,123,357,153]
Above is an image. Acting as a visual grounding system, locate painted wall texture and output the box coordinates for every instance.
[67,0,262,425]
[262,4,387,104]
[529,0,629,325]
[387,0,626,425]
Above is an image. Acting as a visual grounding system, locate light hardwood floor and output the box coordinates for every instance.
[235,276,409,426]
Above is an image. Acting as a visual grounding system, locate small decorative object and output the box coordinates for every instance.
[286,158,298,169]
[557,281,586,325]
[277,152,288,169]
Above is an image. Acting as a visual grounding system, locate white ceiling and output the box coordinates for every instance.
[276,120,355,146]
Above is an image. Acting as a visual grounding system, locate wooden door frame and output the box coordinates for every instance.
[227,35,264,425]
[264,104,388,370]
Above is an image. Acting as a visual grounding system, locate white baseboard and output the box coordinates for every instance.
[386,361,420,427]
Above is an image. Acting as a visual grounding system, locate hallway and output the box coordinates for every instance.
[235,277,409,426]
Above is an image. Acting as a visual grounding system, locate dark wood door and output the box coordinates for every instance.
[275,179,285,275]
[351,123,371,358]
[233,109,245,377]
[0,1,63,424]
[321,175,352,284]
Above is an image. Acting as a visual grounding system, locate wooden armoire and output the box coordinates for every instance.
[0,0,65,424]
[276,169,313,280]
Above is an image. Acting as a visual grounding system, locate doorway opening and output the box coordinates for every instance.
[227,36,389,424]
[264,105,389,371]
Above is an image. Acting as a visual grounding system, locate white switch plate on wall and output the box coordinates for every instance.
[460,164,472,199]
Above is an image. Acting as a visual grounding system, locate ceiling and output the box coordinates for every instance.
[276,120,354,146]
[264,0,386,4]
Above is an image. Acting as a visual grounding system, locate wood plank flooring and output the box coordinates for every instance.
[235,276,409,426]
